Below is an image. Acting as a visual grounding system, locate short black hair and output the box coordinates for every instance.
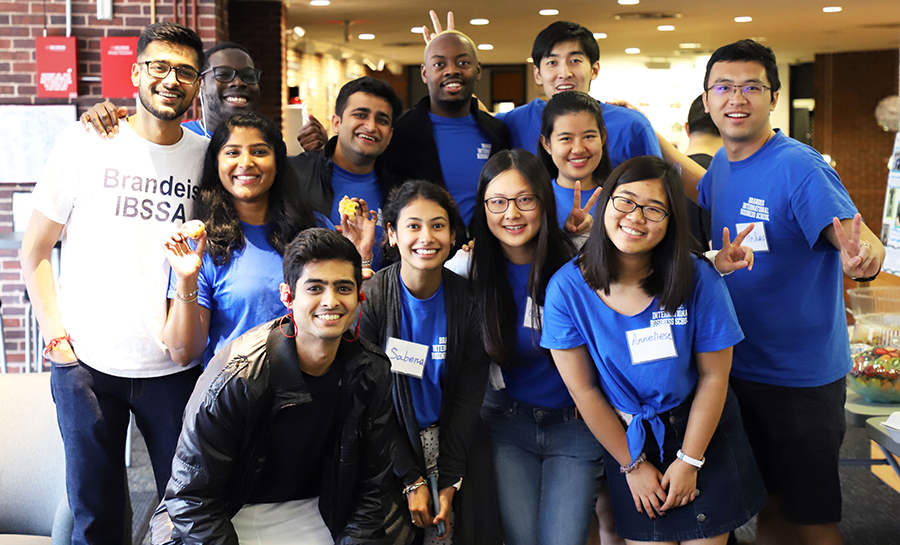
[578,156,700,314]
[539,91,612,188]
[283,228,362,292]
[686,94,719,136]
[532,21,600,67]
[202,41,253,72]
[705,39,780,102]
[380,180,466,261]
[335,77,403,126]
[137,22,204,70]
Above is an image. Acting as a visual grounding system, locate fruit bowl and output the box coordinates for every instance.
[848,346,900,403]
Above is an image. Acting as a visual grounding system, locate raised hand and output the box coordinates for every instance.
[714,224,755,274]
[422,10,454,44]
[162,226,206,281]
[80,100,128,139]
[338,198,377,273]
[833,214,879,278]
[564,181,601,235]
[297,114,327,152]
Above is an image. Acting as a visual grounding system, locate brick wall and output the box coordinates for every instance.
[814,49,900,224]
[0,0,226,371]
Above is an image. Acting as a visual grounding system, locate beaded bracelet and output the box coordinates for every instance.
[361,258,373,269]
[42,334,71,359]
[620,452,647,474]
[176,288,199,303]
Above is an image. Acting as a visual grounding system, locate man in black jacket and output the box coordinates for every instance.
[289,77,402,272]
[156,229,394,545]
[380,30,510,226]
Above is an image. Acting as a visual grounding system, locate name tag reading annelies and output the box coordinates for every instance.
[385,337,429,379]
[626,323,678,365]
[735,222,769,253]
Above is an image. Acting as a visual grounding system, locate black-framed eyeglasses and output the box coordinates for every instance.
[484,194,539,214]
[706,83,771,97]
[141,61,200,85]
[610,196,668,222]
[202,66,263,85]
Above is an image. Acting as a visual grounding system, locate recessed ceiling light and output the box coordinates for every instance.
[358,34,375,40]
[293,26,306,37]
[658,25,675,31]
[470,18,489,25]
[411,26,425,34]
[526,57,534,63]
[734,16,752,23]
[593,32,608,39]
[309,0,330,5]
[625,48,641,54]
[679,42,701,49]
[539,9,559,16]
[618,0,639,4]
[823,6,842,12]
[478,44,494,50]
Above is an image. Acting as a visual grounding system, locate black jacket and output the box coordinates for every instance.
[380,96,510,191]
[287,136,394,217]
[157,317,394,545]
[359,262,501,545]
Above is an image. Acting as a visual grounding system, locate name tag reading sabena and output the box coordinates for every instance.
[385,337,429,378]
[626,323,678,365]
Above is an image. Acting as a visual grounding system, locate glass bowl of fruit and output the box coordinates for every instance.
[846,288,900,403]
[848,346,900,402]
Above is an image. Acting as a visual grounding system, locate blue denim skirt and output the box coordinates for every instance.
[605,388,766,542]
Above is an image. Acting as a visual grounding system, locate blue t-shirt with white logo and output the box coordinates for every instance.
[429,112,492,225]
[399,279,448,430]
[329,164,384,271]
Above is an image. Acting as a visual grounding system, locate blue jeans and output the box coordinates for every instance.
[480,388,603,545]
[50,360,200,545]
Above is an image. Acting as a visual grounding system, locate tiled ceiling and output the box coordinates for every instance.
[284,0,900,66]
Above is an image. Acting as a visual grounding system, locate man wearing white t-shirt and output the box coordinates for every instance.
[21,22,208,545]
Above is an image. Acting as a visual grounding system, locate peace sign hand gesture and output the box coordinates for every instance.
[714,224,755,274]
[564,181,601,235]
[833,214,880,279]
[422,10,454,44]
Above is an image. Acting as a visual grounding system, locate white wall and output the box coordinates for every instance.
[589,57,791,152]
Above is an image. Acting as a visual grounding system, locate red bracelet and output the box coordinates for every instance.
[42,334,71,359]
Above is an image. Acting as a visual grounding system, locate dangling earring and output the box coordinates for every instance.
[279,313,297,338]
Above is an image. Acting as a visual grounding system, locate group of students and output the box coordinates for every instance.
[22,13,886,545]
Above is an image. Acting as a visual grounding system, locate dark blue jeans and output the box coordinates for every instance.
[50,360,200,545]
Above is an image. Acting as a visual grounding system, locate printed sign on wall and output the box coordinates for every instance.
[101,37,139,99]
[35,36,78,98]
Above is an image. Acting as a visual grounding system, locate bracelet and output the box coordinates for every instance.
[42,334,71,358]
[620,452,646,474]
[402,480,427,496]
[176,288,199,303]
[676,449,706,469]
[361,259,373,268]
[852,243,880,282]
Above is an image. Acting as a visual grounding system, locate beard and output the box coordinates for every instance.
[138,83,191,121]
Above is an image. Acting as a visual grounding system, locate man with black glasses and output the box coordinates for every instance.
[21,22,209,545]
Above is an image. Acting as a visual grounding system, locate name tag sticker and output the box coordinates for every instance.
[735,222,769,253]
[626,323,678,365]
[523,296,543,329]
[385,337,429,378]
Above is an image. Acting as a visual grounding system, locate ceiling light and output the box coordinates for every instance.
[293,26,306,37]
[734,16,752,23]
[478,44,494,50]
[309,0,330,5]
[526,57,534,63]
[359,34,375,40]
[470,18,489,25]
[411,26,425,33]
[658,25,675,31]
[593,32,607,39]
[679,42,701,49]
[823,6,842,12]
[625,48,641,54]
[618,0,639,4]
[539,9,559,16]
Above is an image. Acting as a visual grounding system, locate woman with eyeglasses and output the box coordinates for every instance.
[540,156,766,545]
[445,148,604,545]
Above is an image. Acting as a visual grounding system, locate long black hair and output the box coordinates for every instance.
[577,155,701,314]
[538,91,612,188]
[195,112,317,265]
[469,149,576,366]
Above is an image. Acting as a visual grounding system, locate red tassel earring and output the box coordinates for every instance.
[347,292,366,342]
[279,312,297,338]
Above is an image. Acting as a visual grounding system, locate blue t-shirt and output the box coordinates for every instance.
[166,215,332,364]
[698,129,857,388]
[328,164,384,271]
[399,279,449,430]
[429,112,492,225]
[182,119,211,138]
[541,256,744,463]
[501,262,574,409]
[497,98,662,169]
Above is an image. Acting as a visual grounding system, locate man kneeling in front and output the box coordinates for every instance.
[153,228,394,545]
